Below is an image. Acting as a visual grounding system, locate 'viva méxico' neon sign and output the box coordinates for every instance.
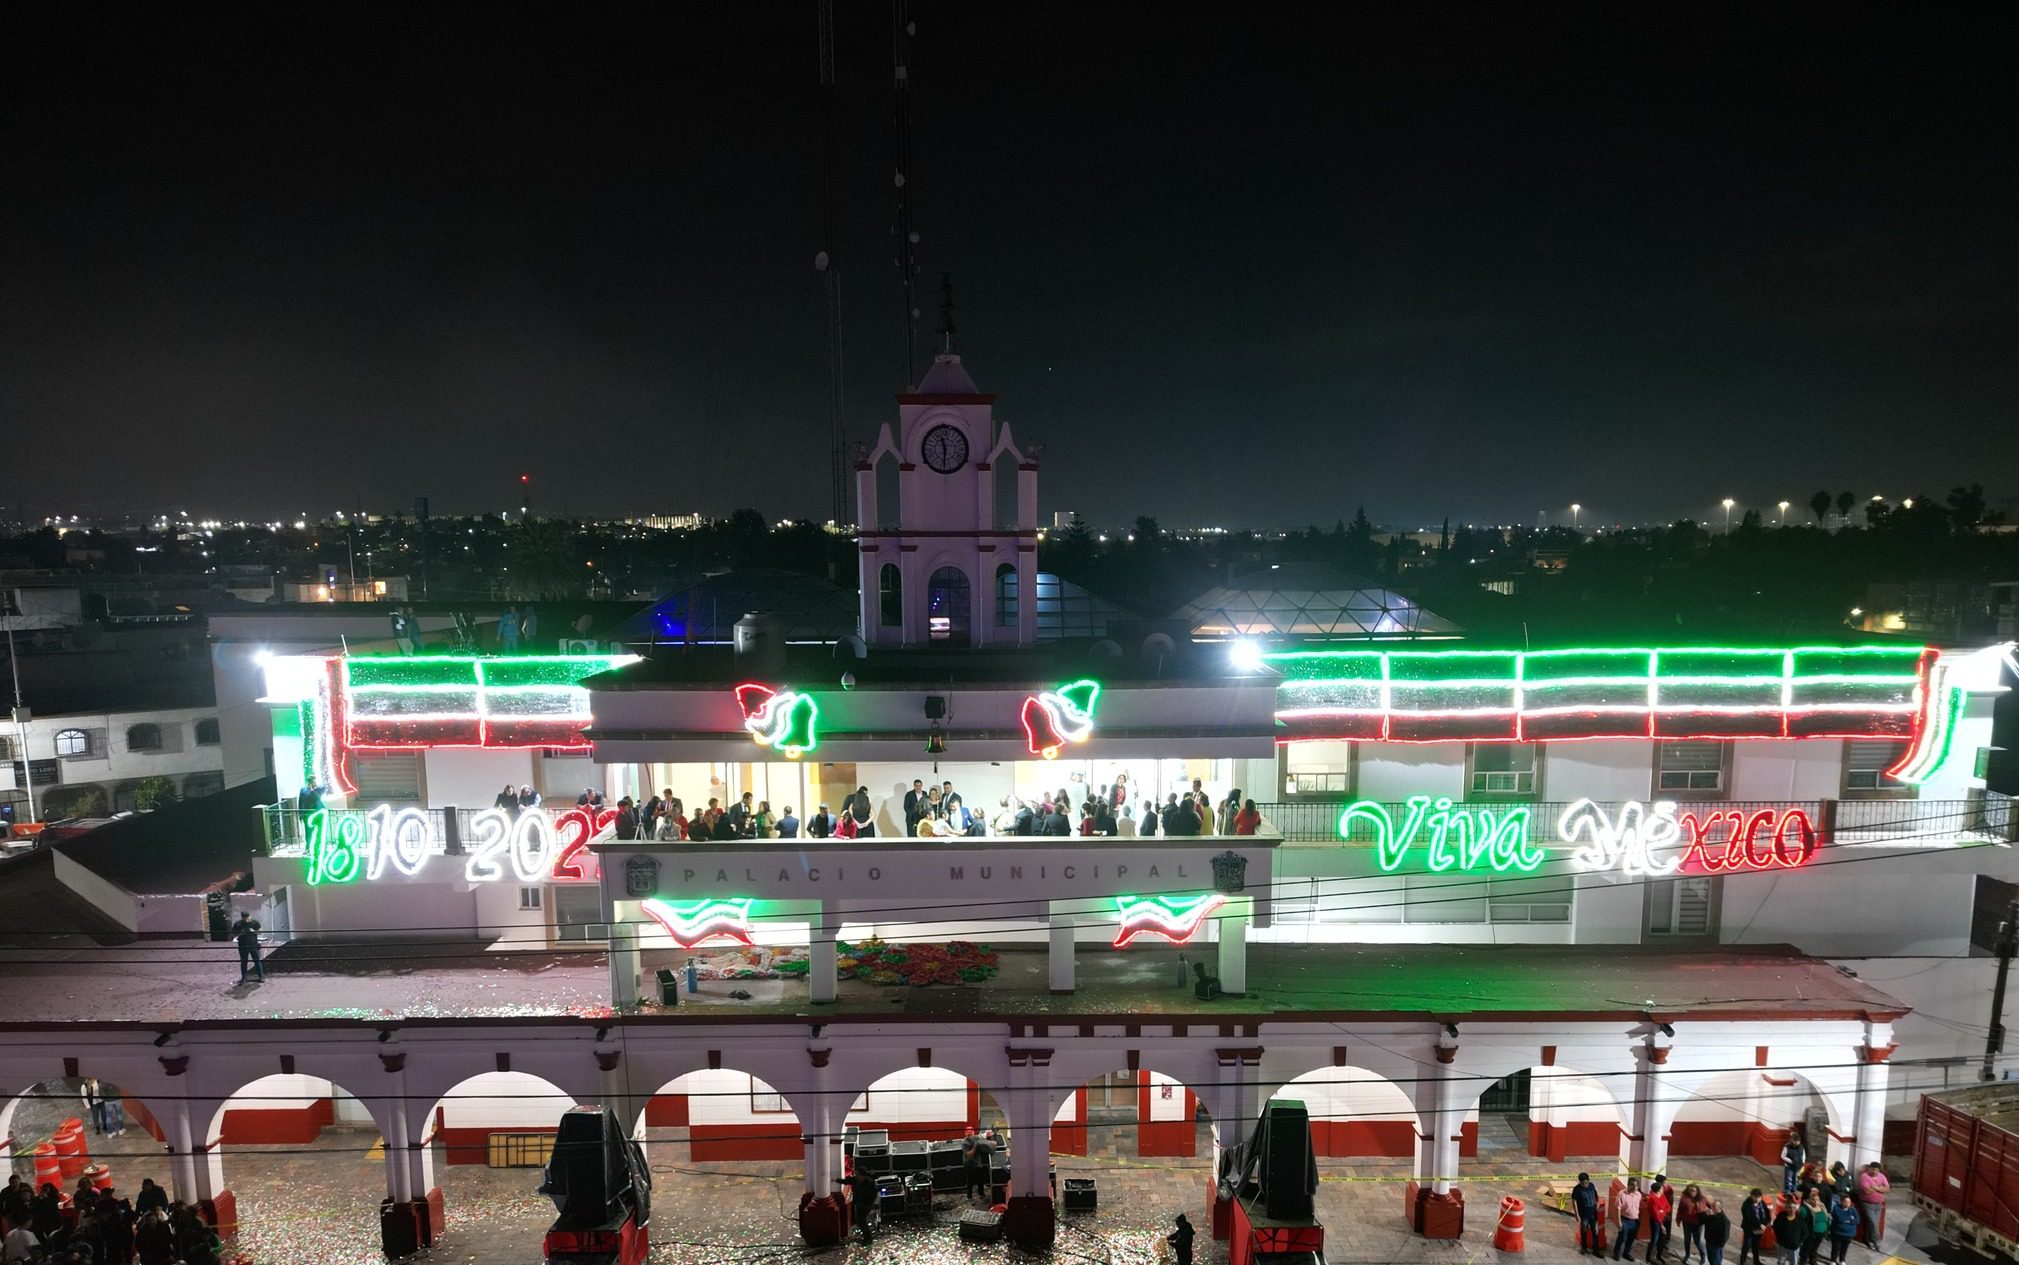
[1337,795,1821,877]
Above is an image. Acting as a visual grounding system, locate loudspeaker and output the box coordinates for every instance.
[959,1209,1004,1242]
[1257,1099,1316,1222]
[379,1199,419,1257]
[1063,1179,1098,1212]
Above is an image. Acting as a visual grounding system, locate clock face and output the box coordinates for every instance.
[921,424,970,473]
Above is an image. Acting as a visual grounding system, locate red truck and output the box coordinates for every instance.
[1914,1083,2019,1262]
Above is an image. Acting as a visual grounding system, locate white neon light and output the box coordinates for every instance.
[1561,799,1685,876]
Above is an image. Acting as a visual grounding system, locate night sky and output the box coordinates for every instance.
[4,4,2013,528]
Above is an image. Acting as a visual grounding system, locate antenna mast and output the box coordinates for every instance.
[892,0,920,387]
[817,0,848,525]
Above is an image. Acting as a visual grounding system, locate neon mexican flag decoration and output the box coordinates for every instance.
[735,684,820,758]
[1022,678,1101,760]
[1112,892,1226,947]
[1269,643,1974,782]
[641,896,757,948]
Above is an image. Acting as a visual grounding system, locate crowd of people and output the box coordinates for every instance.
[1575,1148,1888,1265]
[584,775,1266,843]
[2,1174,220,1265]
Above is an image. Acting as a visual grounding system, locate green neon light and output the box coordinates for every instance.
[641,897,756,947]
[739,685,820,758]
[1337,796,1545,873]
[303,809,364,885]
[1112,892,1226,946]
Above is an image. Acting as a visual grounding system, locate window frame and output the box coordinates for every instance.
[1841,738,1917,800]
[194,718,221,746]
[1464,742,1541,799]
[878,563,903,628]
[54,728,92,759]
[126,723,163,752]
[1643,875,1720,942]
[1651,739,1730,800]
[1281,740,1357,799]
[518,887,543,910]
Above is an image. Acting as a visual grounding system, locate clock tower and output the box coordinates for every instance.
[856,283,1039,647]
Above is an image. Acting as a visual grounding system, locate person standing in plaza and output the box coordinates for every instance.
[1800,1190,1830,1265]
[1738,1189,1770,1265]
[230,912,263,983]
[1166,1212,1196,1265]
[1781,1131,1806,1196]
[1854,1161,1889,1246]
[1701,1199,1730,1265]
[1572,1172,1602,1256]
[1826,1194,1857,1264]
[1771,1199,1805,1265]
[1646,1177,1673,1264]
[1613,1177,1644,1261]
[1677,1183,1707,1263]
[849,1169,877,1243]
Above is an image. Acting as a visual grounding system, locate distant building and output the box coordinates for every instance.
[279,576,410,603]
[625,513,705,531]
[1,703,224,819]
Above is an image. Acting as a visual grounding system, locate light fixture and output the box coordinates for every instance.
[1229,639,1265,673]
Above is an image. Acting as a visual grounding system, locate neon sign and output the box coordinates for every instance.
[1112,892,1225,947]
[735,684,820,758]
[641,896,756,947]
[1022,679,1101,760]
[1338,796,1544,873]
[1269,644,1934,745]
[265,653,636,794]
[296,806,609,885]
[1331,797,1828,878]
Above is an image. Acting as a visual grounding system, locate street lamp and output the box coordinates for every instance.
[1777,500,1790,525]
[1722,498,1735,533]
[1570,503,1582,530]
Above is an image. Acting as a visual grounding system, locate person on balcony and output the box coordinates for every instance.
[808,803,834,838]
[776,806,800,838]
[1234,799,1262,835]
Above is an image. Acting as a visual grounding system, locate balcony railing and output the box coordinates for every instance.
[1258,794,2017,846]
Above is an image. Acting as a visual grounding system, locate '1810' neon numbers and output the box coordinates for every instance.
[300,807,610,885]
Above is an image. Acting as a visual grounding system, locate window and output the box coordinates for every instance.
[182,771,225,799]
[995,564,1018,628]
[1656,740,1726,795]
[1402,874,1487,923]
[1645,876,1717,938]
[1844,739,1913,797]
[194,718,221,746]
[879,564,903,628]
[1467,744,1537,797]
[1284,741,1355,797]
[925,565,970,642]
[55,729,91,758]
[126,723,162,752]
[351,753,422,802]
[0,737,9,760]
[1488,877,1572,923]
[518,887,542,910]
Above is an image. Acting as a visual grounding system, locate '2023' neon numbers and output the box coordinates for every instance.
[302,807,610,885]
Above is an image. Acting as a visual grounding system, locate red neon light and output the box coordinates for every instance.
[551,808,616,880]
[1678,807,1819,874]
[734,683,777,720]
[323,657,357,797]
[1021,695,1065,759]
[1887,648,1944,779]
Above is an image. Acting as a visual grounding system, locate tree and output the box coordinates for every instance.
[1835,491,1856,520]
[1809,490,1832,523]
[505,518,579,600]
[131,776,179,811]
[1948,484,1987,532]
[1132,516,1162,552]
[44,785,108,820]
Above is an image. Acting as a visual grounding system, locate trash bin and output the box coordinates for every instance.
[655,968,680,1006]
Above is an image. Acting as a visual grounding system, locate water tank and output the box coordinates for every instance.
[733,611,787,678]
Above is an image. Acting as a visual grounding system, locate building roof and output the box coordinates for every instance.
[614,569,859,645]
[1181,564,1464,640]
[911,351,982,396]
[589,637,1239,690]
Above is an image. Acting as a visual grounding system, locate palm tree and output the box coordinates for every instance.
[1834,491,1855,521]
[505,518,580,600]
[1808,490,1832,523]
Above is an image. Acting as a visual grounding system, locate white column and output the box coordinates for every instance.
[1007,1058,1054,1199]
[1853,1023,1894,1169]
[384,1100,412,1203]
[1411,1036,1464,1195]
[810,900,840,1004]
[166,1099,199,1205]
[1048,907,1076,993]
[1625,1037,1678,1177]
[609,919,641,1009]
[1217,897,1250,996]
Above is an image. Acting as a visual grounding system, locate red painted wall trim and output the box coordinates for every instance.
[1311,1119,1414,1158]
[644,1094,689,1128]
[689,1122,799,1161]
[220,1098,333,1146]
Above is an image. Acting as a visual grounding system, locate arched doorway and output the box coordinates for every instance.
[634,1068,807,1243]
[1470,1064,1628,1167]
[1670,1067,1842,1168]
[925,566,971,642]
[1050,1069,1217,1252]
[3,1076,165,1192]
[208,1073,387,1262]
[420,1072,581,1252]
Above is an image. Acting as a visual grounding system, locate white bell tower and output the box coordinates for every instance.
[855,279,1039,647]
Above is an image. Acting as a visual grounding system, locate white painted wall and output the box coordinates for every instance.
[661,1069,794,1126]
[425,749,535,812]
[435,1072,571,1130]
[1545,741,1651,801]
[1355,744,1464,802]
[1730,741,1843,801]
[225,1073,333,1112]
[1279,1066,1416,1124]
[854,1067,970,1124]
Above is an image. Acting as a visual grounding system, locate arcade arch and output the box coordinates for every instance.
[1668,1067,1843,1166]
[204,1073,387,1259]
